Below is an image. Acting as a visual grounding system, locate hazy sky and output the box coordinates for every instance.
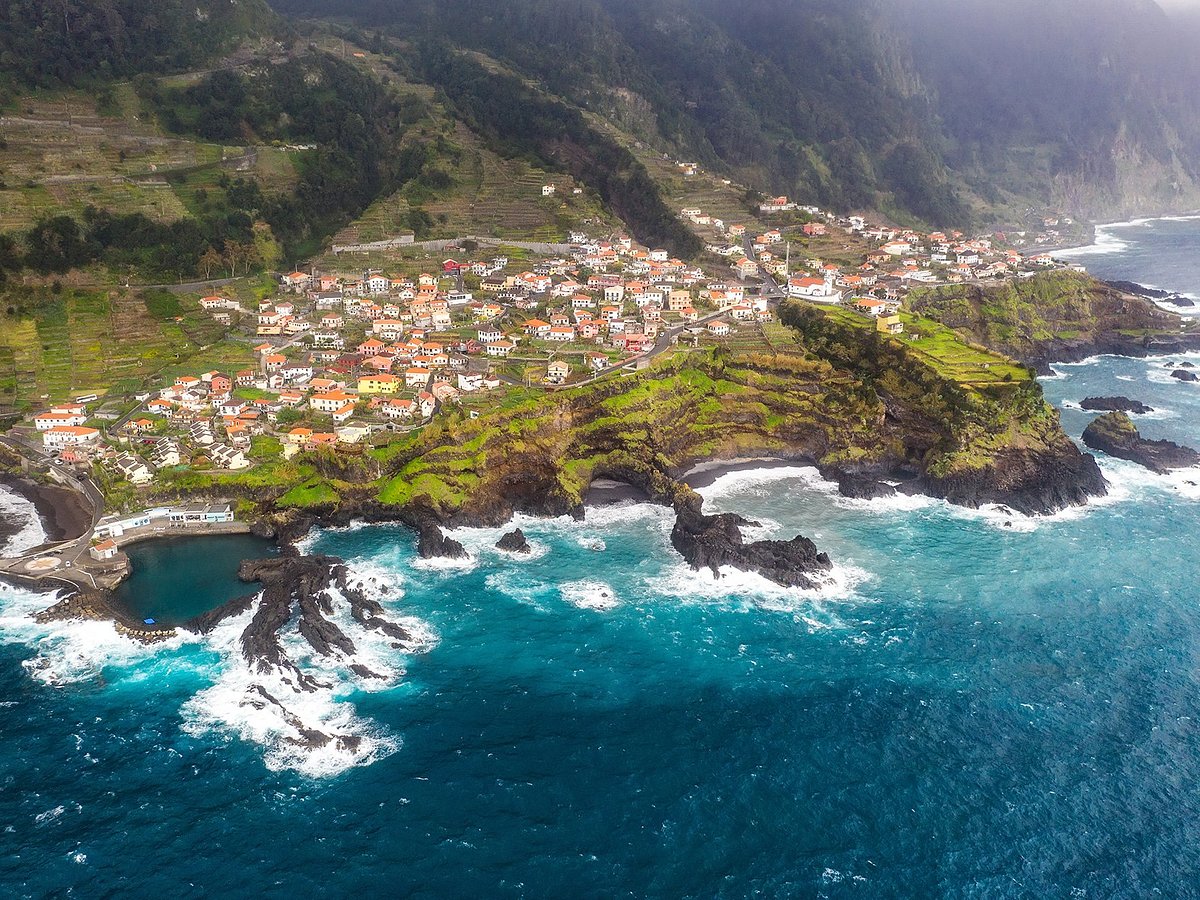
[1158,0,1200,10]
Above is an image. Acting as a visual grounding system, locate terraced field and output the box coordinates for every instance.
[0,89,297,231]
[628,143,769,238]
[0,287,250,411]
[332,124,617,251]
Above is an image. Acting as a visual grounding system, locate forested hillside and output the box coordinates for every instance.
[6,0,1200,278]
[0,0,277,93]
[273,0,1200,226]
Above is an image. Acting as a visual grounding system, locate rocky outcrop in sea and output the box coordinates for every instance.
[1080,396,1154,414]
[1082,412,1200,474]
[495,528,532,553]
[918,442,1108,515]
[670,494,832,589]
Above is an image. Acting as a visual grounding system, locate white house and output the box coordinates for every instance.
[42,426,100,448]
[209,444,249,470]
[787,277,843,304]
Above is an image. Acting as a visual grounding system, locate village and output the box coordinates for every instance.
[13,169,1087,516]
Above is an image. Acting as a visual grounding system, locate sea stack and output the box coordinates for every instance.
[495,528,532,554]
[1080,396,1154,414]
[670,495,832,589]
[1082,412,1200,474]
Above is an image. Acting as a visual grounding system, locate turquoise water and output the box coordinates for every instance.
[2,352,1200,895]
[114,534,277,625]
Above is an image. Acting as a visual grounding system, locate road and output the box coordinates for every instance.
[742,235,787,302]
[0,434,106,577]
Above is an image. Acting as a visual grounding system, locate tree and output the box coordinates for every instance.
[222,240,257,277]
[199,246,223,279]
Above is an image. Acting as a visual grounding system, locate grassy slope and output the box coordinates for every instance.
[0,285,252,412]
[0,88,298,233]
[905,271,1190,362]
[179,304,1064,518]
[328,121,620,250]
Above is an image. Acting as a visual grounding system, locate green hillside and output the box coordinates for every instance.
[272,0,1200,226]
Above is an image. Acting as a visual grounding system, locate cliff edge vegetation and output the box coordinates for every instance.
[149,302,1104,530]
[906,272,1200,371]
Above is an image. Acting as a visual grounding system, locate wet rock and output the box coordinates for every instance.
[1080,396,1154,414]
[1171,369,1198,382]
[919,439,1107,515]
[249,519,278,539]
[830,472,897,501]
[1082,411,1200,474]
[670,496,832,589]
[407,512,467,559]
[495,528,532,554]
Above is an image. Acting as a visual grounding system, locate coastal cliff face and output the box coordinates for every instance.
[227,301,1107,591]
[906,272,1200,373]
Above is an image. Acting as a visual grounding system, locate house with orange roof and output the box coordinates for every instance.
[43,425,101,447]
[90,538,119,561]
[310,390,358,413]
[358,374,400,395]
[485,340,516,358]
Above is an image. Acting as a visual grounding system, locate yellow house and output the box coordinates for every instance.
[357,374,400,395]
[877,314,903,335]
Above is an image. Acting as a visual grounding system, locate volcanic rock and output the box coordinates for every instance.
[495,528,532,553]
[670,496,831,589]
[1082,411,1200,474]
[1080,396,1154,414]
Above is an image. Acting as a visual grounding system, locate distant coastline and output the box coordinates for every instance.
[1054,211,1200,256]
[1054,214,1200,313]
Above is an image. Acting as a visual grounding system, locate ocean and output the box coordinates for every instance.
[3,347,1200,893]
[1058,214,1200,311]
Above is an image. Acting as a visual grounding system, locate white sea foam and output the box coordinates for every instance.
[0,583,180,686]
[696,465,839,506]
[1055,225,1132,257]
[559,579,619,611]
[0,564,435,778]
[409,551,479,572]
[483,571,550,610]
[1092,455,1200,503]
[439,516,553,562]
[179,582,436,778]
[1134,406,1178,421]
[1058,214,1200,257]
[694,461,1132,535]
[646,556,871,614]
[583,501,673,529]
[0,486,48,558]
[835,490,939,516]
[34,806,65,827]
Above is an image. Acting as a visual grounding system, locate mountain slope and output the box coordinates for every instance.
[0,0,277,93]
[272,0,1200,225]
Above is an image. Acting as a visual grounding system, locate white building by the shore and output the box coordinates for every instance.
[93,504,235,540]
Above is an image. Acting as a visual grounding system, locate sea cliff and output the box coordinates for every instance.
[907,271,1200,374]
[230,304,1106,587]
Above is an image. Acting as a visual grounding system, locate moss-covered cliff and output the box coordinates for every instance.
[906,272,1200,371]
[224,303,1104,532]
